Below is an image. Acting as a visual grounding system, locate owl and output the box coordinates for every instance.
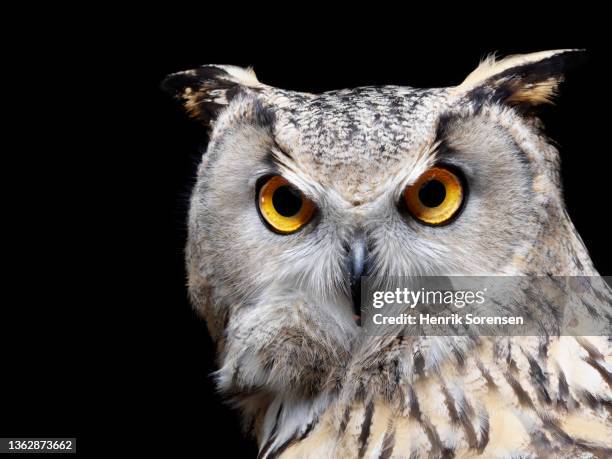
[163,50,612,458]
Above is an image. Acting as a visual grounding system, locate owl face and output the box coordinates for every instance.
[163,55,612,459]
[165,51,586,336]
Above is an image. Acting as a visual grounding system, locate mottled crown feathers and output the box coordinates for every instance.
[163,50,585,126]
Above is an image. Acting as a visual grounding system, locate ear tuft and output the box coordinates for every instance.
[456,49,585,108]
[162,65,262,125]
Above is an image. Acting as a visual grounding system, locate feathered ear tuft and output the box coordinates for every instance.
[161,65,262,125]
[455,49,585,109]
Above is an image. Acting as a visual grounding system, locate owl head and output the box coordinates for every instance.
[164,50,596,398]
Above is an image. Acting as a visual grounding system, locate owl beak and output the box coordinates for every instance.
[347,236,368,326]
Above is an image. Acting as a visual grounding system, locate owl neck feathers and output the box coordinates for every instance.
[252,333,612,458]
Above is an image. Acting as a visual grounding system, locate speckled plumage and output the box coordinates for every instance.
[164,50,612,458]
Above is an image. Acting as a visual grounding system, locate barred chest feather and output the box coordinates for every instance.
[252,336,612,459]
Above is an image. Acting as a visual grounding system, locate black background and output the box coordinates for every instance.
[2,19,610,457]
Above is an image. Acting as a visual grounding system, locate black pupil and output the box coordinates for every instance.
[418,179,446,207]
[272,185,303,217]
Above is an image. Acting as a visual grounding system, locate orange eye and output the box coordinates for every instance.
[403,166,464,225]
[258,176,316,234]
